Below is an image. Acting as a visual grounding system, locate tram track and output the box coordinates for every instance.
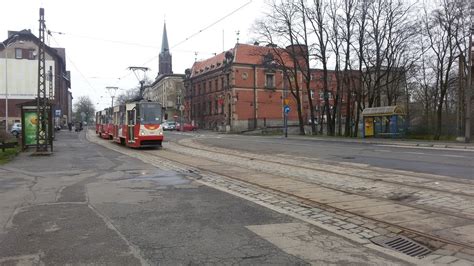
[139,145,474,251]
[178,137,474,194]
[86,131,474,255]
[160,136,474,219]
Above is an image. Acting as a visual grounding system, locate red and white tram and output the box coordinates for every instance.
[96,101,164,148]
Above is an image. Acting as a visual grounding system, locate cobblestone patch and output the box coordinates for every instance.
[168,139,474,220]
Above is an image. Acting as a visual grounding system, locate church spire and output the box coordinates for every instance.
[161,22,169,53]
[159,21,172,75]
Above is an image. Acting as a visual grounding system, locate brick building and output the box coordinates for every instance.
[0,29,72,130]
[184,43,349,132]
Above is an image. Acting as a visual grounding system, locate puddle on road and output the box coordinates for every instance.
[125,170,192,186]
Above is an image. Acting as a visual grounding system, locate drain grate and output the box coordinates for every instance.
[371,236,432,258]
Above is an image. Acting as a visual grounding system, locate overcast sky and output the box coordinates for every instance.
[1,0,265,110]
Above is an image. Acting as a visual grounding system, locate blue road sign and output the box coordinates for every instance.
[284,105,291,114]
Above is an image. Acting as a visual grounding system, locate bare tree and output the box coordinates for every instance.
[352,0,370,137]
[307,0,335,135]
[424,0,464,139]
[327,0,344,136]
[294,0,318,135]
[73,96,95,124]
[340,0,358,137]
[254,0,307,135]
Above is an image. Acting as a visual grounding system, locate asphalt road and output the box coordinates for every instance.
[165,131,474,180]
[0,130,408,265]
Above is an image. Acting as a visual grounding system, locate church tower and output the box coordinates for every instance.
[159,22,173,75]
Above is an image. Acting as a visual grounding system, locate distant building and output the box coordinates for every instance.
[144,74,184,121]
[0,29,72,129]
[143,22,184,121]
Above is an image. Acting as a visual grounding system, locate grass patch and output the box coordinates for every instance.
[405,134,457,141]
[0,146,20,164]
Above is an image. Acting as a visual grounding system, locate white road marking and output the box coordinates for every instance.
[403,152,426,155]
[376,144,474,152]
[440,154,467,158]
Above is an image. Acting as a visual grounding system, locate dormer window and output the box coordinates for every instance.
[15,48,22,59]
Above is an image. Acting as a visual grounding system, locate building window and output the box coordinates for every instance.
[215,100,218,114]
[319,91,333,100]
[28,50,35,60]
[310,90,315,100]
[209,81,212,92]
[265,74,275,89]
[15,48,22,59]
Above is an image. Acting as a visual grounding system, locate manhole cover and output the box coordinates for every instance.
[371,236,432,258]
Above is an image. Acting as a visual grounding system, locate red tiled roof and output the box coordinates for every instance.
[190,43,296,78]
[234,43,296,67]
[190,51,228,78]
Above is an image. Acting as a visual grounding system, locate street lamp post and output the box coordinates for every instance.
[1,35,19,132]
[106,86,118,108]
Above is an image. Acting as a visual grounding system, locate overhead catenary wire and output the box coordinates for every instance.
[134,0,253,67]
[46,0,254,106]
[49,33,98,94]
[170,0,252,49]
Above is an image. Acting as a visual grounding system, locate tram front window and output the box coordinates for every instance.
[140,103,163,125]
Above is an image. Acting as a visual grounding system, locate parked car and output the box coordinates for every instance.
[162,121,177,131]
[176,122,197,132]
[10,123,21,137]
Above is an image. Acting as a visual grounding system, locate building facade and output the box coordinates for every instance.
[144,74,185,121]
[0,29,72,129]
[183,43,347,132]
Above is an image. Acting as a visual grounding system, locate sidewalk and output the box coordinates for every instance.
[247,131,474,150]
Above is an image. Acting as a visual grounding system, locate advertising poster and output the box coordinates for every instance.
[24,111,38,145]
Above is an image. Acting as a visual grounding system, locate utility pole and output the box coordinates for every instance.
[36,7,50,154]
[466,29,473,143]
[128,66,149,100]
[106,86,118,107]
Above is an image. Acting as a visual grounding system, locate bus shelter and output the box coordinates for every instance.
[362,106,406,138]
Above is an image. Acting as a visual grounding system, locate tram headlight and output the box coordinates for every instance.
[140,129,147,136]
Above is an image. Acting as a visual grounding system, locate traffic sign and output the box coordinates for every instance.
[179,105,185,111]
[284,105,291,114]
[284,98,290,105]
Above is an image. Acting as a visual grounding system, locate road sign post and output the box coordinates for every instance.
[179,105,185,131]
[283,105,290,138]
